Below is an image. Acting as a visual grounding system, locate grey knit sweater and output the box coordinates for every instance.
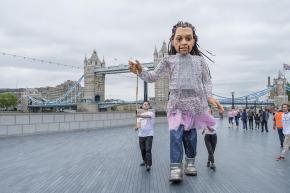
[139,53,212,115]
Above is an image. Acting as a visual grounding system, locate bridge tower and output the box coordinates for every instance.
[83,50,105,103]
[153,41,169,111]
[79,50,105,112]
[270,71,288,107]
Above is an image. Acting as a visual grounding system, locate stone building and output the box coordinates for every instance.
[83,50,105,103]
[151,41,169,112]
[268,71,288,107]
[19,88,42,112]
[78,43,170,112]
[37,80,83,101]
[78,50,105,112]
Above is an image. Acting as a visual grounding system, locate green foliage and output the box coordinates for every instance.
[0,93,19,109]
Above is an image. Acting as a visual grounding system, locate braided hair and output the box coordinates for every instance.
[168,21,214,62]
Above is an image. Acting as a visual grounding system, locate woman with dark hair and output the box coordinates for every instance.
[202,109,218,170]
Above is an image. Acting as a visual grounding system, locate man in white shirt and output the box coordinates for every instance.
[276,104,290,161]
[136,101,155,171]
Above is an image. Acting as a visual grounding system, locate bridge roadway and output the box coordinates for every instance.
[0,116,289,193]
[94,62,154,74]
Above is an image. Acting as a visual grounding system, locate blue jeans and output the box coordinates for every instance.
[170,125,197,163]
[277,129,285,147]
[242,120,247,129]
[234,117,239,127]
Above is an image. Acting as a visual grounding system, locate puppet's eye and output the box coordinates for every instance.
[176,37,182,42]
[186,37,192,41]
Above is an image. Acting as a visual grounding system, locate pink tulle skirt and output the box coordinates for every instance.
[167,110,216,130]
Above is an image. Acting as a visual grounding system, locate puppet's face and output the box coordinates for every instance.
[172,27,195,55]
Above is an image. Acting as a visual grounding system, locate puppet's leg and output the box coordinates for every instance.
[184,157,197,175]
[169,163,183,182]
[169,125,184,182]
[183,128,197,176]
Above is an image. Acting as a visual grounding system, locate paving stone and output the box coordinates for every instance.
[0,117,289,193]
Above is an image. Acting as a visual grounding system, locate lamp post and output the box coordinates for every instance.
[144,81,148,101]
[246,96,248,109]
[231,91,235,109]
[255,96,258,112]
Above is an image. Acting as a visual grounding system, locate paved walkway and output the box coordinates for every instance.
[0,117,290,193]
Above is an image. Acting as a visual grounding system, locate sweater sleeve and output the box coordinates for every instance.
[138,56,169,83]
[201,58,213,97]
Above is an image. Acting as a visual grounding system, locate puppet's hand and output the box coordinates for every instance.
[208,97,224,113]
[128,59,142,74]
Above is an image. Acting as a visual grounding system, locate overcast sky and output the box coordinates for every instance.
[0,0,289,100]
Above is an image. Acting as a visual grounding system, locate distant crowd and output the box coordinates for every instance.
[227,107,270,132]
[226,104,290,161]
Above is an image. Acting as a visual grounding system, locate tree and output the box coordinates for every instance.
[0,93,19,110]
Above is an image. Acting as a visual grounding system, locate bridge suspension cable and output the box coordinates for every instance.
[1,51,139,79]
[213,85,275,104]
[1,51,82,70]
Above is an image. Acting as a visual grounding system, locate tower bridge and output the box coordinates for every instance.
[15,41,287,112]
[79,42,169,112]
[80,41,283,112]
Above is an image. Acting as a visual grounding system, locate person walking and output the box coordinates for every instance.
[241,109,248,130]
[228,108,235,128]
[273,108,284,148]
[261,109,269,132]
[136,101,155,171]
[276,104,290,161]
[129,21,224,182]
[202,109,218,170]
[248,109,254,130]
[254,110,261,129]
[234,108,240,129]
